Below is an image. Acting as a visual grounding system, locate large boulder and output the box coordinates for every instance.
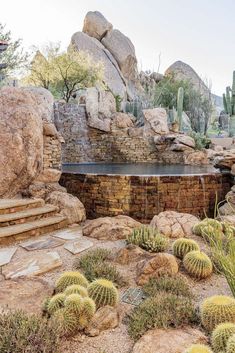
[143,108,169,135]
[150,211,199,238]
[46,191,86,224]
[112,112,134,130]
[85,305,120,337]
[22,87,54,122]
[83,11,113,40]
[132,327,208,353]
[71,31,127,98]
[83,215,142,240]
[101,29,138,82]
[0,87,43,197]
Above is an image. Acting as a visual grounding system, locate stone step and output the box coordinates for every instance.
[0,199,44,215]
[0,205,58,227]
[0,216,68,245]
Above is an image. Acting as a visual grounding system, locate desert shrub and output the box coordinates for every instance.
[143,275,192,298]
[128,293,197,340]
[75,248,126,287]
[189,131,211,150]
[0,310,61,353]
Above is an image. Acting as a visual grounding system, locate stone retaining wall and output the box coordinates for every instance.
[43,135,62,170]
[61,173,231,222]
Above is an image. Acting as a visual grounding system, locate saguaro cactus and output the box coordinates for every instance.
[177,86,184,130]
[223,71,235,136]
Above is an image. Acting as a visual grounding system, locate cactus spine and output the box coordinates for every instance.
[177,86,184,130]
[52,308,78,336]
[201,295,235,331]
[223,71,235,136]
[127,226,169,253]
[88,278,119,308]
[184,344,213,353]
[47,293,66,315]
[173,238,200,259]
[227,334,235,353]
[78,297,96,329]
[64,284,88,297]
[211,322,235,353]
[183,251,213,279]
[55,271,89,292]
[64,294,84,314]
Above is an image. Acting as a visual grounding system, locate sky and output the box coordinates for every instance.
[1,0,235,96]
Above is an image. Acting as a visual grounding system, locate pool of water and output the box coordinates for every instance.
[62,163,219,176]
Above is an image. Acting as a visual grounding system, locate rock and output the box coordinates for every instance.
[184,150,209,165]
[85,87,112,132]
[226,190,235,204]
[231,164,235,175]
[85,305,119,336]
[64,238,94,254]
[143,108,169,135]
[46,191,86,225]
[28,181,47,199]
[112,112,134,129]
[150,211,199,238]
[71,32,126,98]
[21,237,64,251]
[132,327,208,353]
[102,29,138,82]
[0,277,53,314]
[165,60,210,99]
[43,122,59,136]
[137,253,178,286]
[83,11,113,40]
[150,72,164,83]
[36,168,61,183]
[219,203,235,216]
[0,87,43,198]
[83,215,142,240]
[175,135,195,148]
[0,247,17,266]
[52,226,83,240]
[115,244,150,265]
[98,89,116,118]
[128,127,144,137]
[2,251,62,279]
[23,86,54,122]
[220,214,235,225]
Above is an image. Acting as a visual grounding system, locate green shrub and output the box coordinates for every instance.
[0,310,61,353]
[143,275,192,298]
[189,131,211,150]
[128,293,197,340]
[127,226,169,253]
[75,248,126,287]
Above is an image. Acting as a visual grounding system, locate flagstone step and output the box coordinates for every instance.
[0,216,68,245]
[0,205,58,227]
[0,199,44,215]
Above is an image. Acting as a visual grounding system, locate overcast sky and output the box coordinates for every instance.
[1,0,235,95]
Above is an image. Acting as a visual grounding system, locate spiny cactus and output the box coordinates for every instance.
[184,344,213,353]
[183,250,213,279]
[64,294,84,314]
[227,334,235,353]
[52,308,78,336]
[201,295,235,331]
[55,271,89,292]
[42,297,51,314]
[78,297,96,329]
[222,221,235,239]
[127,226,169,253]
[177,86,184,130]
[88,278,119,308]
[223,71,235,136]
[64,284,88,297]
[47,293,66,315]
[211,322,235,353]
[193,219,223,237]
[173,238,200,259]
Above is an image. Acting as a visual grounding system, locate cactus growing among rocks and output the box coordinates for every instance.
[55,271,89,292]
[227,334,235,353]
[47,293,66,315]
[184,344,213,353]
[88,279,119,308]
[183,250,213,279]
[78,297,96,329]
[173,238,200,259]
[52,307,78,336]
[211,322,235,353]
[64,294,84,314]
[201,295,235,331]
[193,219,223,237]
[127,226,169,253]
[177,86,184,130]
[64,284,88,297]
[223,71,235,136]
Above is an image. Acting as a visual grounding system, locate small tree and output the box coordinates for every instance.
[0,23,28,78]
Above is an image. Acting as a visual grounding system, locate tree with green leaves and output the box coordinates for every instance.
[0,23,28,78]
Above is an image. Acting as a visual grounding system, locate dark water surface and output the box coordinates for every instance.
[62,163,220,176]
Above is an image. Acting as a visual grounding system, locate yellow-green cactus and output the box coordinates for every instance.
[193,219,223,237]
[227,334,235,353]
[55,271,89,292]
[64,294,84,314]
[127,226,169,253]
[64,284,88,297]
[52,307,78,336]
[184,344,213,353]
[78,297,96,329]
[172,238,200,259]
[47,293,66,315]
[183,251,213,279]
[88,278,119,308]
[211,322,235,353]
[201,295,235,331]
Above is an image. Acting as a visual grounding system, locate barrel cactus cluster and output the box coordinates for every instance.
[183,250,213,279]
[193,219,223,238]
[43,271,119,336]
[211,322,235,353]
[173,238,200,259]
[127,226,169,253]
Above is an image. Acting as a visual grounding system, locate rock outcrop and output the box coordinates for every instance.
[143,108,169,135]
[83,11,113,40]
[0,87,43,197]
